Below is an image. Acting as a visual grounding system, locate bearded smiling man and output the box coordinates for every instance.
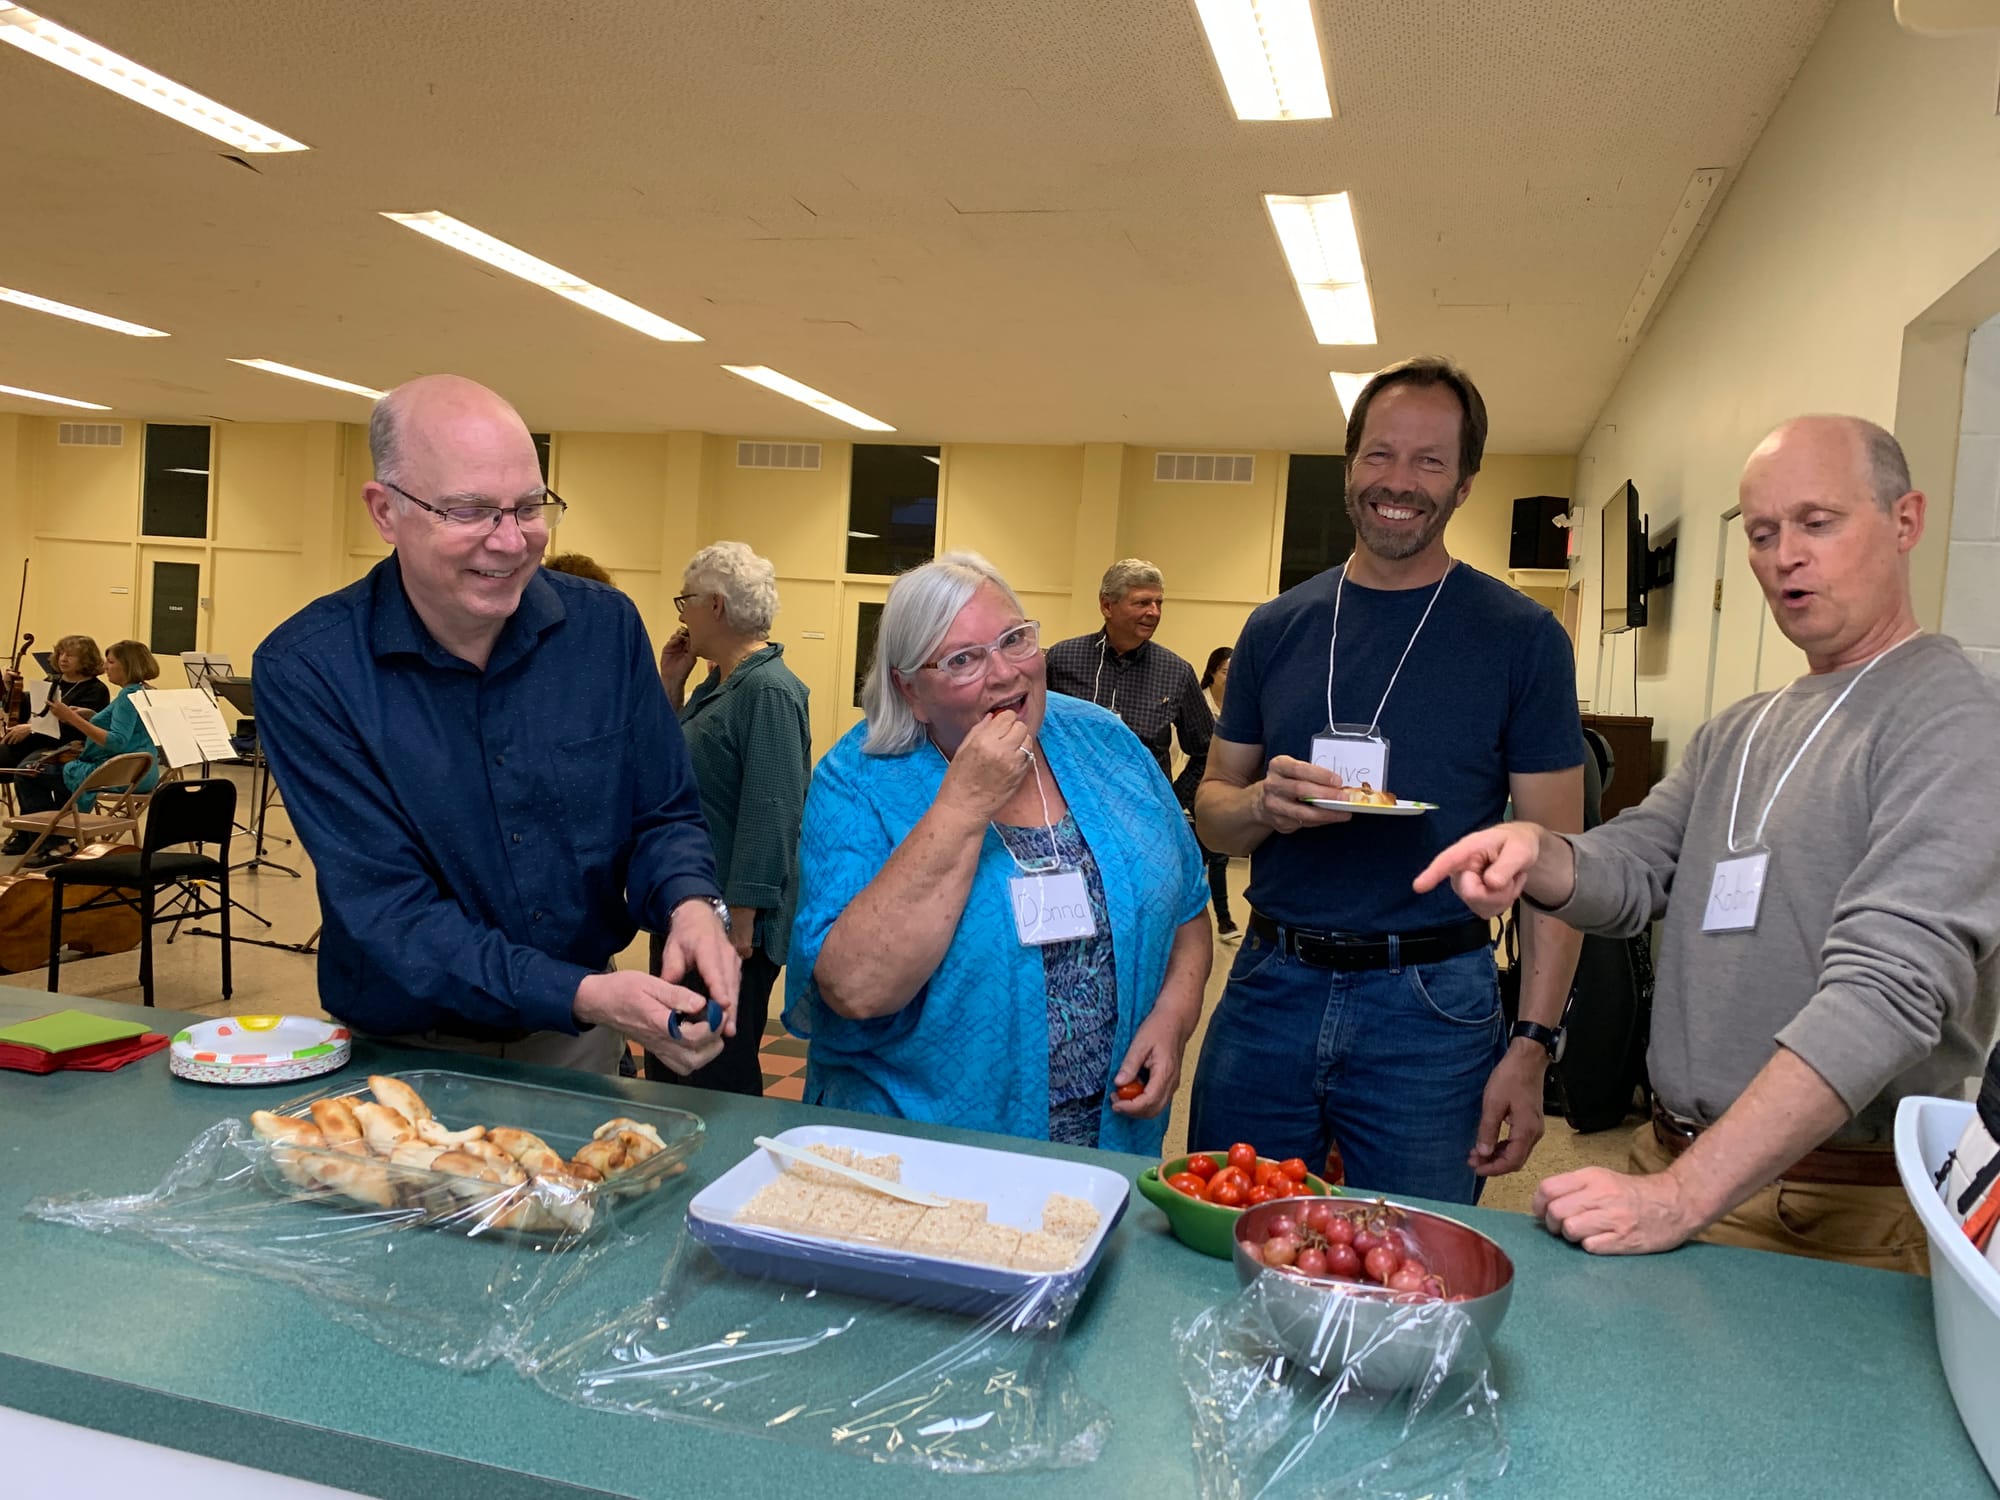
[1191,356,1586,1204]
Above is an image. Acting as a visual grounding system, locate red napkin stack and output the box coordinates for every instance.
[0,1010,171,1074]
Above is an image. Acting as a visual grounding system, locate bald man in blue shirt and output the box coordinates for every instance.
[256,375,737,1074]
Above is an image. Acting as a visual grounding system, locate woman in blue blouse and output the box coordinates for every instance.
[785,552,1212,1152]
[16,638,162,865]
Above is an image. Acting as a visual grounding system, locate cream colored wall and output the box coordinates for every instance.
[1943,315,2000,675]
[1453,454,1577,583]
[1568,0,2000,760]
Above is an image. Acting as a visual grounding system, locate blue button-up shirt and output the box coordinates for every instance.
[254,556,719,1037]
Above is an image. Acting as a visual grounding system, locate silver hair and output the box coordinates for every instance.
[862,551,1024,756]
[1856,420,1913,510]
[1099,557,1163,602]
[684,541,780,635]
[368,392,405,491]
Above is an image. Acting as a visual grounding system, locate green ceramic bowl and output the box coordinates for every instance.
[1135,1153,1338,1259]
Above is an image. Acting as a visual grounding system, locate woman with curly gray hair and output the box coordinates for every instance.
[653,540,812,1096]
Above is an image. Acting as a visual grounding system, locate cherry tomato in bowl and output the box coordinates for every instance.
[1137,1147,1340,1259]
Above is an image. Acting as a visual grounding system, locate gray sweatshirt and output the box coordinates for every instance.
[1553,634,2000,1143]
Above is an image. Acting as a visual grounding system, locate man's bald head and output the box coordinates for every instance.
[1747,415,1912,512]
[369,375,533,492]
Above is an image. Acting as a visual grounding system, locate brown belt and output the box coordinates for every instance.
[1650,1102,1901,1189]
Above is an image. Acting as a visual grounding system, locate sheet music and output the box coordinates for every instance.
[26,679,56,737]
[133,688,237,769]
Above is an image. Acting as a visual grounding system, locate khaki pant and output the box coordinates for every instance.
[368,1023,626,1076]
[1628,1124,1929,1275]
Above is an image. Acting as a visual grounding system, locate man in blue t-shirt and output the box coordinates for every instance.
[1192,356,1584,1203]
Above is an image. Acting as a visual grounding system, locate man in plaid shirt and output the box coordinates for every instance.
[1045,558,1212,809]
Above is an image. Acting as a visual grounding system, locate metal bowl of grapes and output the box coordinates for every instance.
[1232,1196,1514,1387]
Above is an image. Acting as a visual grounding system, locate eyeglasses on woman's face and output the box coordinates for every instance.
[918,620,1041,686]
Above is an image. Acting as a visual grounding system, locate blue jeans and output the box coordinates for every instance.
[1187,930,1506,1204]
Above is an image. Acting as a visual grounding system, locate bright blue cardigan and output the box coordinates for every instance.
[784,693,1209,1154]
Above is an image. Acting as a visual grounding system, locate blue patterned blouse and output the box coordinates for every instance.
[784,693,1209,1153]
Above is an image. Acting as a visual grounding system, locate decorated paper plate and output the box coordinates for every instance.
[169,1014,351,1086]
[1303,797,1437,816]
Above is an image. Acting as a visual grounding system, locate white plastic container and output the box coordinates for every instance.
[1894,1095,2000,1486]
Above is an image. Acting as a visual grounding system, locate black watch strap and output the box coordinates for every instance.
[1511,1020,1564,1059]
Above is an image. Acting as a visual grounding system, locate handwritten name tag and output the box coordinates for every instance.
[1010,870,1097,946]
[1310,730,1388,794]
[1702,851,1769,933]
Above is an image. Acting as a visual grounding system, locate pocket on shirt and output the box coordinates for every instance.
[548,721,637,854]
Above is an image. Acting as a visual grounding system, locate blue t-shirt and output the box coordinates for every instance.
[1219,562,1582,933]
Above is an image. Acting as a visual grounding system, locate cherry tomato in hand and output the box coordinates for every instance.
[1115,1079,1145,1102]
[1278,1157,1309,1183]
[1227,1143,1259,1174]
[1185,1154,1220,1181]
[1167,1172,1205,1197]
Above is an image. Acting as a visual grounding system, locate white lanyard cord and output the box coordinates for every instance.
[1324,561,1455,736]
[1090,634,1117,714]
[1724,631,1921,853]
[933,735,1061,874]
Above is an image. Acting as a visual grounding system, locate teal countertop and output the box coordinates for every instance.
[0,992,1988,1498]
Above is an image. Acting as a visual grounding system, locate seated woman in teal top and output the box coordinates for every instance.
[784,552,1212,1153]
[17,638,163,863]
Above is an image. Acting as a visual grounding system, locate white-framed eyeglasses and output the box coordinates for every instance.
[918,621,1041,686]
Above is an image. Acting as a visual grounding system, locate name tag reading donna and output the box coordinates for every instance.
[1010,870,1097,946]
[1702,850,1770,933]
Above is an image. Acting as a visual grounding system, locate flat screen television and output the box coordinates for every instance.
[1600,480,1647,632]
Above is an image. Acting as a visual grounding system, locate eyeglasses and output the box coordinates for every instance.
[673,593,705,616]
[385,480,568,533]
[919,621,1041,685]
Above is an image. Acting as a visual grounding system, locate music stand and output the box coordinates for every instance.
[31,650,53,674]
[180,653,233,700]
[213,675,298,878]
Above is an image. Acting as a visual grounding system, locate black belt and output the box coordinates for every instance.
[1246,912,1491,971]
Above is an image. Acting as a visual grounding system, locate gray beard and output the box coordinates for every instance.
[1346,483,1452,562]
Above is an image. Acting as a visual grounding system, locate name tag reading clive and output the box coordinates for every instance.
[1010,870,1097,946]
[1311,726,1389,796]
[1702,850,1769,933]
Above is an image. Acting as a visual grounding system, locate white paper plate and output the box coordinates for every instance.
[1304,797,1436,816]
[169,1014,351,1086]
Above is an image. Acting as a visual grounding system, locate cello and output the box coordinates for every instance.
[0,839,143,972]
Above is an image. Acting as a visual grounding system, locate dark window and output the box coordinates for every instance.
[847,445,940,575]
[853,602,884,708]
[1279,453,1355,593]
[531,432,552,483]
[141,424,211,538]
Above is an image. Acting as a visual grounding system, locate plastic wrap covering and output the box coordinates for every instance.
[25,1070,704,1371]
[528,1224,1110,1474]
[1175,1272,1507,1500]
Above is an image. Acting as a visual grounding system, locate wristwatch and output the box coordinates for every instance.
[1510,1020,1566,1063]
[707,896,732,935]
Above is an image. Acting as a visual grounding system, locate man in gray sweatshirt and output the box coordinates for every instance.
[1417,414,2000,1271]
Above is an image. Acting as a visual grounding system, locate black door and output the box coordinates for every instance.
[150,560,200,656]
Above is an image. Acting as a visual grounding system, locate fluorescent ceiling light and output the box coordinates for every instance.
[381,211,703,342]
[0,3,308,152]
[1194,0,1334,121]
[0,285,166,337]
[847,530,880,539]
[722,365,895,433]
[0,381,108,409]
[229,358,383,399]
[1265,193,1376,344]
[1329,370,1376,417]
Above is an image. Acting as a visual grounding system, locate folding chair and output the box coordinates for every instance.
[46,777,236,1007]
[1,751,155,871]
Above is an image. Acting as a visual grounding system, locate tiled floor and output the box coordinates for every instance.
[2,764,1631,1212]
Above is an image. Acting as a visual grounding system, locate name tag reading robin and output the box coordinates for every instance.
[1010,869,1097,946]
[1310,725,1389,797]
[1702,850,1770,933]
